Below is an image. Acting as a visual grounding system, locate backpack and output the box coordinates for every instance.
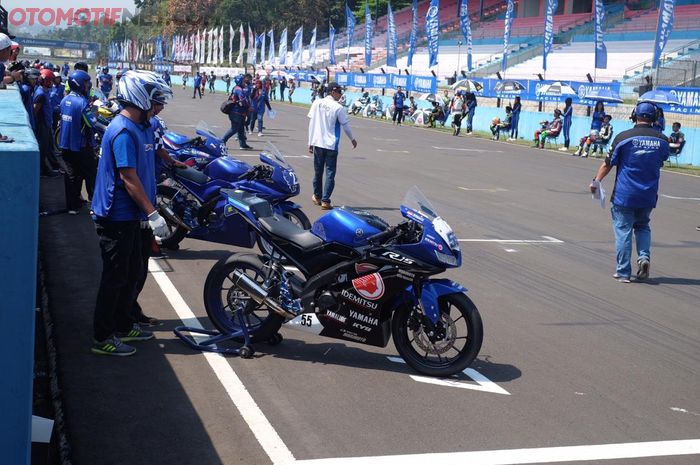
[220,99,234,114]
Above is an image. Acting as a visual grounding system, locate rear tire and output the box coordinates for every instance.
[203,253,284,343]
[392,293,483,377]
[156,185,188,249]
[256,207,311,256]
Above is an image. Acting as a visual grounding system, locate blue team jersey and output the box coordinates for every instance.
[20,84,36,130]
[98,73,113,94]
[33,86,54,127]
[59,92,96,152]
[608,125,670,209]
[49,85,65,113]
[92,114,156,221]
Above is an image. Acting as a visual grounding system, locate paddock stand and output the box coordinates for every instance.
[173,308,255,358]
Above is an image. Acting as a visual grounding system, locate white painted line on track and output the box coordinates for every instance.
[432,146,503,153]
[148,259,296,465]
[169,123,223,129]
[458,236,564,244]
[387,357,510,395]
[661,194,700,201]
[458,187,509,192]
[376,148,410,153]
[372,137,400,141]
[235,154,311,158]
[293,439,700,464]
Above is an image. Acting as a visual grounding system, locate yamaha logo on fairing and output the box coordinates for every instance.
[349,310,378,326]
[325,310,346,324]
[352,273,385,300]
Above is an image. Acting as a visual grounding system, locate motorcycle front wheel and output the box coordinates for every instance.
[155,185,188,249]
[257,207,311,257]
[204,253,284,343]
[392,293,483,377]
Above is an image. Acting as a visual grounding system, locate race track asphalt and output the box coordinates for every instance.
[40,87,700,465]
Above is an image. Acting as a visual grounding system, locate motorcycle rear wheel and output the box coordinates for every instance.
[204,253,284,343]
[257,208,311,257]
[156,185,188,249]
[392,293,483,377]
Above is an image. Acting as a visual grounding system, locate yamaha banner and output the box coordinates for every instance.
[657,86,700,114]
[408,0,418,67]
[543,0,558,71]
[652,0,675,69]
[346,4,356,65]
[426,0,440,68]
[292,26,303,66]
[335,73,436,93]
[503,0,514,72]
[459,0,473,71]
[594,0,607,69]
[286,70,326,83]
[279,28,287,65]
[387,2,397,68]
[309,26,317,64]
[329,23,337,65]
[365,4,373,67]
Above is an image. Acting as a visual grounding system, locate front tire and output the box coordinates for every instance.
[392,293,483,377]
[203,253,284,343]
[257,207,311,256]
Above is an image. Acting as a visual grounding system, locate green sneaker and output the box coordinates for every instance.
[91,336,136,357]
[116,324,154,342]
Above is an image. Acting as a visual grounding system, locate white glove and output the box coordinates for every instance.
[148,210,169,238]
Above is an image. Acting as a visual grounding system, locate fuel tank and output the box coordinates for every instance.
[204,157,252,183]
[312,207,389,247]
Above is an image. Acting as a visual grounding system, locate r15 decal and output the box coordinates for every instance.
[382,251,414,265]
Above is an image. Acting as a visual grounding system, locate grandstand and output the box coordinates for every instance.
[607,3,700,34]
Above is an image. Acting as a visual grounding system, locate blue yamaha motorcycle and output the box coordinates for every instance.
[202,186,483,376]
[156,143,309,253]
[162,121,228,168]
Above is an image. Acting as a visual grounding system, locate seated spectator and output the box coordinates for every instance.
[533,109,562,149]
[653,107,666,133]
[668,122,685,155]
[576,114,613,157]
[407,95,417,115]
[490,106,512,141]
[428,101,445,128]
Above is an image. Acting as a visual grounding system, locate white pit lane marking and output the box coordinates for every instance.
[148,259,295,465]
[386,357,510,395]
[236,154,311,158]
[661,194,700,201]
[432,145,503,153]
[294,439,700,464]
[458,236,564,244]
[458,186,509,192]
[376,148,410,153]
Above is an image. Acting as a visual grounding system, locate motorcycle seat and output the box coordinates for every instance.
[259,215,323,251]
[174,165,209,184]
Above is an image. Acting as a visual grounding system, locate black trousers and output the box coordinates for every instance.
[193,86,202,98]
[133,227,154,319]
[35,122,60,174]
[393,107,404,124]
[93,219,143,341]
[63,147,97,210]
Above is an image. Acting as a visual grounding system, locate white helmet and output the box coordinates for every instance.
[117,70,172,111]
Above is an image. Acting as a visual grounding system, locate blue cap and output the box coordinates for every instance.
[635,102,657,120]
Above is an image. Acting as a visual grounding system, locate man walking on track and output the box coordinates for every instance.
[307,82,357,210]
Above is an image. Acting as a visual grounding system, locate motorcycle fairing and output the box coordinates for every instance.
[400,279,467,324]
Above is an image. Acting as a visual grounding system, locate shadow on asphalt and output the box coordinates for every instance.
[636,276,700,286]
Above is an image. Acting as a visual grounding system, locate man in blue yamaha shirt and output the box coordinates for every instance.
[222,74,253,150]
[90,70,172,356]
[59,70,98,214]
[590,102,669,283]
[98,66,113,96]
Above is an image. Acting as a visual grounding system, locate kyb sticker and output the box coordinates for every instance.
[352,273,385,301]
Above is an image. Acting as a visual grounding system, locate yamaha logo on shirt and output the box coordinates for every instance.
[145,144,154,152]
[632,139,661,148]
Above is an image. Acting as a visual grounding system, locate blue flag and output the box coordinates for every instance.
[279,28,288,65]
[387,2,397,67]
[268,30,275,65]
[503,0,514,71]
[329,23,337,65]
[408,0,418,67]
[254,33,264,65]
[543,0,558,71]
[309,26,317,64]
[365,4,373,66]
[459,0,472,71]
[346,4,356,66]
[653,0,675,69]
[292,26,303,66]
[594,0,607,69]
[425,0,440,68]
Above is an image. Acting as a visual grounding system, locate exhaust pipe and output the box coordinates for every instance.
[159,205,192,232]
[232,270,296,319]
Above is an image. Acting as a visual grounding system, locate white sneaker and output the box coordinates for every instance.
[67,210,79,215]
[258,132,263,137]
[558,147,569,152]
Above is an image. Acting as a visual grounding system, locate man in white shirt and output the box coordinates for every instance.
[307,82,357,210]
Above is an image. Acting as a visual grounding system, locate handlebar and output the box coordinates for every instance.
[367,226,400,245]
[239,164,273,181]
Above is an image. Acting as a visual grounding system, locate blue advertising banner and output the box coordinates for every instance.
[454,78,621,105]
[19,37,102,52]
[329,23,337,65]
[287,70,326,83]
[594,0,607,69]
[408,0,418,67]
[373,73,390,89]
[391,73,410,90]
[334,72,434,92]
[502,0,514,71]
[354,72,371,88]
[387,2,397,67]
[459,0,472,71]
[346,4,356,65]
[365,4,373,66]
[426,0,440,68]
[410,75,437,93]
[543,0,558,71]
[652,0,675,69]
[657,86,700,114]
[292,26,303,66]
